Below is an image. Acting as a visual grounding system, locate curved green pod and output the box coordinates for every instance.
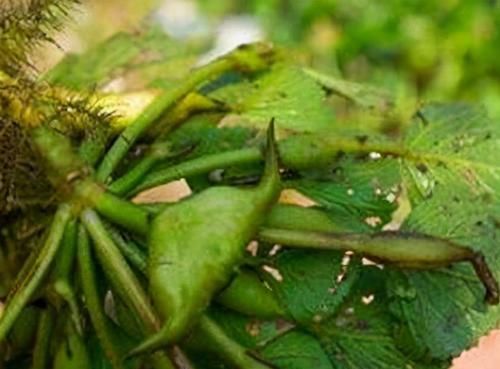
[129,123,280,356]
[258,228,500,304]
[216,269,284,319]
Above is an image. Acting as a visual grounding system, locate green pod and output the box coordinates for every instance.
[130,123,280,356]
[216,268,284,319]
[264,204,343,233]
[6,306,40,355]
[278,133,339,170]
[53,324,90,369]
[258,228,499,304]
[32,307,56,369]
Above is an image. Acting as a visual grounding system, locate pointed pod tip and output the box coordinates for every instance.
[125,327,171,359]
[260,118,280,194]
[265,117,277,159]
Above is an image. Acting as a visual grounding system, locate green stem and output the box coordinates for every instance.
[130,147,261,196]
[192,316,275,369]
[76,180,150,235]
[77,225,126,369]
[105,224,148,275]
[51,220,82,333]
[0,204,71,342]
[32,307,56,369]
[80,210,178,368]
[96,42,275,183]
[95,58,233,183]
[130,134,405,196]
[80,209,158,331]
[108,142,174,196]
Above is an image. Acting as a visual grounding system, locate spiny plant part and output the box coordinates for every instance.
[0,2,499,369]
[0,0,80,75]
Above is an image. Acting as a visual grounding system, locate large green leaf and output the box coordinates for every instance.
[260,330,333,369]
[43,32,143,89]
[303,68,395,113]
[43,25,196,91]
[213,64,334,134]
[290,158,401,232]
[386,103,500,359]
[205,307,333,369]
[266,249,359,326]
[387,182,500,359]
[309,268,446,369]
[401,103,500,205]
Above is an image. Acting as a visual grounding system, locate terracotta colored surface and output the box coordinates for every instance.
[451,329,500,369]
[133,179,192,204]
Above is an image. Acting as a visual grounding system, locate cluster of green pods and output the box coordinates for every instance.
[0,41,498,369]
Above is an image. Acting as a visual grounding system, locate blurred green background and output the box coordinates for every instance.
[47,0,500,117]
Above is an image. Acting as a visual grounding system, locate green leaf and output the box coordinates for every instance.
[402,103,499,205]
[216,64,334,133]
[43,32,142,89]
[310,270,446,369]
[203,307,333,369]
[166,117,257,161]
[303,68,395,113]
[260,330,333,369]
[387,183,500,359]
[314,300,418,369]
[386,103,500,359]
[289,158,401,232]
[207,306,283,349]
[44,25,196,91]
[266,250,359,326]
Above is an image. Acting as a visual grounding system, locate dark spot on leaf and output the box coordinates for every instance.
[415,110,429,126]
[335,151,345,160]
[356,135,368,144]
[356,320,369,330]
[416,163,428,173]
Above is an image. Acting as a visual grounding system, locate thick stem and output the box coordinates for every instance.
[0,204,71,342]
[76,180,150,236]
